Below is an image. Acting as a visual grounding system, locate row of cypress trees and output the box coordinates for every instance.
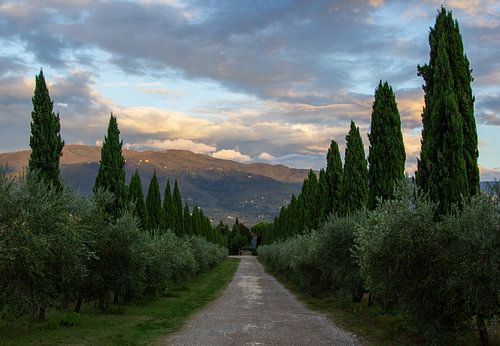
[266,7,479,243]
[18,73,228,320]
[93,114,227,246]
[266,81,405,244]
[27,72,226,247]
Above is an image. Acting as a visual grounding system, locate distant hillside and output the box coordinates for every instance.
[0,145,309,225]
[481,181,498,192]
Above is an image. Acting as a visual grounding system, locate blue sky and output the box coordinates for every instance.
[0,0,498,179]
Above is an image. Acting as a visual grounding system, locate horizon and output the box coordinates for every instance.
[0,1,498,179]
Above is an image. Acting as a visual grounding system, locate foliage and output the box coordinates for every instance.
[228,218,252,255]
[316,215,365,302]
[93,114,127,219]
[0,174,87,319]
[128,170,147,230]
[324,140,343,216]
[251,222,273,247]
[341,121,368,215]
[28,70,64,190]
[0,173,227,320]
[163,180,174,230]
[172,180,184,235]
[259,214,364,301]
[367,81,405,210]
[355,181,500,342]
[58,312,82,327]
[0,259,238,345]
[145,171,164,232]
[416,7,478,213]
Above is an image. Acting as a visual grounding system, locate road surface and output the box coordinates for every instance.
[163,256,360,345]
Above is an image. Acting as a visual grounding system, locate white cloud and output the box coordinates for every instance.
[124,138,216,154]
[211,149,251,162]
[258,152,276,161]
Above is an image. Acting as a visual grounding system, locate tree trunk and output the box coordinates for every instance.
[368,292,375,306]
[74,296,83,313]
[477,312,489,346]
[38,306,46,321]
[98,294,105,310]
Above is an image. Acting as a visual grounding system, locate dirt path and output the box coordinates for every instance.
[163,256,360,345]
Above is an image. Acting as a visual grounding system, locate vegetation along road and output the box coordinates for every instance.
[164,256,360,345]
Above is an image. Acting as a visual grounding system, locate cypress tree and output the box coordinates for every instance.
[183,203,192,235]
[325,140,343,215]
[93,114,127,218]
[191,206,200,235]
[342,121,369,214]
[163,179,174,230]
[129,170,147,229]
[301,169,320,230]
[28,70,65,189]
[145,171,164,231]
[416,7,470,213]
[417,7,479,197]
[172,180,184,235]
[368,81,406,210]
[318,168,328,221]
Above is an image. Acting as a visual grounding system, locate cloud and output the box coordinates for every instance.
[476,93,500,125]
[0,0,498,176]
[258,152,276,161]
[124,138,216,154]
[479,166,500,181]
[211,149,251,162]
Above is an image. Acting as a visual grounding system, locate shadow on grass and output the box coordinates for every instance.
[0,258,239,345]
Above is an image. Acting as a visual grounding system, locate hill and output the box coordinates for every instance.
[0,145,308,225]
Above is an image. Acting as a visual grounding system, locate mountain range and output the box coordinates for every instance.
[0,145,309,225]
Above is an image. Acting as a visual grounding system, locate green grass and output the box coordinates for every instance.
[259,259,500,346]
[0,258,239,345]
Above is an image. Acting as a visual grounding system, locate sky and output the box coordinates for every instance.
[0,0,499,179]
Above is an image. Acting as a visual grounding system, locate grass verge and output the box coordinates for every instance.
[258,258,499,346]
[0,258,239,345]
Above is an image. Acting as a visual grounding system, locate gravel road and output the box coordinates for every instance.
[163,256,361,345]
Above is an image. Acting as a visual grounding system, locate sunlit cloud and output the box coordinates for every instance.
[0,0,498,179]
[211,149,251,162]
[124,138,216,154]
[258,152,276,161]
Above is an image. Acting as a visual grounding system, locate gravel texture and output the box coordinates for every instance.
[162,256,361,345]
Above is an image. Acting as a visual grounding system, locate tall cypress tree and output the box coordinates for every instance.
[318,168,328,221]
[28,70,65,189]
[93,114,127,218]
[145,171,164,231]
[301,169,321,230]
[325,140,343,215]
[416,7,471,212]
[163,179,174,231]
[183,203,192,235]
[342,121,369,214]
[368,81,406,210]
[191,206,200,235]
[129,170,147,229]
[172,180,184,235]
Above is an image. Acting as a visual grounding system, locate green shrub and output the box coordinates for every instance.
[355,181,500,343]
[316,214,365,301]
[0,174,88,320]
[259,214,364,300]
[0,172,228,320]
[58,312,82,327]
